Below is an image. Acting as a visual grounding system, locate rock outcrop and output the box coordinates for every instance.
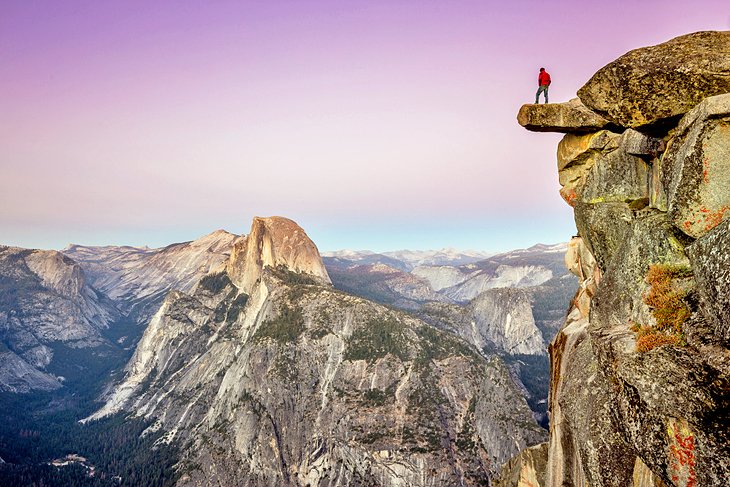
[660,94,730,238]
[468,288,546,356]
[495,443,549,487]
[506,31,730,487]
[417,290,546,368]
[518,98,613,133]
[0,246,120,391]
[687,219,730,344]
[578,31,730,130]
[64,229,238,322]
[91,216,546,486]
[0,343,63,393]
[226,216,331,293]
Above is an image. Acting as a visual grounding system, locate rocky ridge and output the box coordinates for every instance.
[91,216,547,486]
[505,31,730,487]
[323,259,448,310]
[64,229,238,323]
[0,246,119,392]
[413,243,568,303]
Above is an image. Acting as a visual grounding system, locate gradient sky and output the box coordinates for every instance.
[2,1,729,252]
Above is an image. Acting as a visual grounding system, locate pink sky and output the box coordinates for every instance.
[2,1,729,251]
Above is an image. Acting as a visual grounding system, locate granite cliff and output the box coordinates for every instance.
[90,216,547,485]
[501,31,730,487]
[64,229,238,324]
[0,246,120,392]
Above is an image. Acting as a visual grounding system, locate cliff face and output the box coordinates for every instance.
[0,246,120,392]
[504,31,730,487]
[91,216,546,486]
[226,216,331,294]
[64,229,238,323]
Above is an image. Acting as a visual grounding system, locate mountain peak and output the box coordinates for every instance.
[188,229,238,251]
[226,216,330,293]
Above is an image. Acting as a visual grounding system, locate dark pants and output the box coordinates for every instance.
[535,85,549,104]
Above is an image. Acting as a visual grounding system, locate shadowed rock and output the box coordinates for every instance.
[557,129,650,210]
[578,31,730,130]
[620,129,665,157]
[688,219,730,344]
[517,98,611,133]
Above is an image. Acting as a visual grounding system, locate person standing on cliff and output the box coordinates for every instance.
[535,67,551,104]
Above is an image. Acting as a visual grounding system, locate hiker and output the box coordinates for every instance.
[535,67,551,104]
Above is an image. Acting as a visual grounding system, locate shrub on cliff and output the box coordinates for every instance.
[634,264,692,352]
[644,264,692,333]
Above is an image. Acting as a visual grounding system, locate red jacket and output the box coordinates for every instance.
[538,71,551,86]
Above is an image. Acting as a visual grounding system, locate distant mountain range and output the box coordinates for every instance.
[322,243,576,425]
[322,248,494,270]
[0,223,573,485]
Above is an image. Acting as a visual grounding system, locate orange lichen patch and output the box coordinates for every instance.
[560,187,578,207]
[700,205,729,232]
[683,206,730,235]
[667,419,696,487]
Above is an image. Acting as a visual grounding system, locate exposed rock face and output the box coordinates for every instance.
[468,289,546,356]
[416,289,547,394]
[505,31,730,487]
[227,216,330,293]
[432,263,554,302]
[660,94,730,238]
[411,265,471,291]
[578,31,730,130]
[0,246,119,391]
[517,98,612,133]
[416,287,552,426]
[92,217,546,485]
[0,344,62,393]
[324,261,447,310]
[495,442,549,487]
[687,219,730,345]
[64,229,238,322]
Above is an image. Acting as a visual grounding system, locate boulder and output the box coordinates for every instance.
[579,143,650,205]
[687,219,730,344]
[661,94,730,238]
[578,31,730,130]
[557,130,620,206]
[517,98,612,133]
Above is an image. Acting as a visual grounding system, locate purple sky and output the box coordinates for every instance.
[2,1,729,252]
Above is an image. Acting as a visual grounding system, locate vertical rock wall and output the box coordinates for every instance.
[505,31,730,487]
